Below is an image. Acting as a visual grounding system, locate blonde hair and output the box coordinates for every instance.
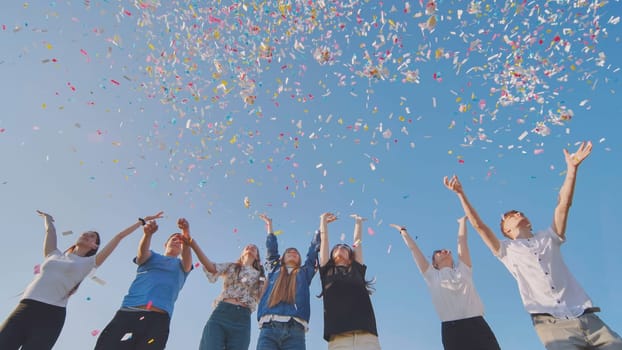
[267,248,300,308]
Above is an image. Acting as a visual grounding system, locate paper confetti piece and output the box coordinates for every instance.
[62,230,73,236]
[90,276,106,285]
[243,196,250,208]
[146,300,153,310]
[120,333,133,341]
[367,228,375,235]
[387,245,392,254]
[33,264,41,274]
[91,330,100,337]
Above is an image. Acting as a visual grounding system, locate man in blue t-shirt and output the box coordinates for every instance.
[95,217,193,350]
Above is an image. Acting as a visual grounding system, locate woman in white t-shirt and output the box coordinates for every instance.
[0,210,163,350]
[390,217,500,350]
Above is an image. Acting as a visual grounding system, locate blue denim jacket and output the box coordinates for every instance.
[256,231,320,322]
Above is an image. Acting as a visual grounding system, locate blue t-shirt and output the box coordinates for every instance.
[121,251,190,316]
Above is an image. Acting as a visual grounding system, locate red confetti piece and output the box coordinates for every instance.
[146,300,153,310]
[110,79,120,85]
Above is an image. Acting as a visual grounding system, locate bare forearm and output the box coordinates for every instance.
[189,240,216,273]
[400,231,429,273]
[456,192,500,254]
[319,225,329,266]
[136,234,152,265]
[181,245,193,272]
[43,218,58,256]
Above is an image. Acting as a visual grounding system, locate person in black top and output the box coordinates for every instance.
[318,213,381,350]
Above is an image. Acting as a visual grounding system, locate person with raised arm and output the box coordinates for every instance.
[256,214,321,350]
[444,141,622,349]
[184,222,264,350]
[94,216,192,350]
[0,210,162,350]
[389,217,500,350]
[319,213,381,350]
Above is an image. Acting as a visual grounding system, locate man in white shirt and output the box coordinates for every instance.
[444,141,622,349]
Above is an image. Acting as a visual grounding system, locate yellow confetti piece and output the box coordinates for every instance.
[274,230,283,236]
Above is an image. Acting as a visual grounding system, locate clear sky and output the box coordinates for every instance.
[1,1,621,349]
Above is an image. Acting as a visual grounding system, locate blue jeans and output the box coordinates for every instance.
[256,319,306,350]
[199,302,251,350]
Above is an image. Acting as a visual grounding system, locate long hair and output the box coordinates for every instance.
[267,248,300,308]
[318,244,375,297]
[233,245,265,297]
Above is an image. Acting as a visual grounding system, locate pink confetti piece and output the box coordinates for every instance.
[367,227,375,235]
[146,300,153,310]
[110,79,120,86]
[91,330,100,337]
[33,264,41,274]
[534,149,544,155]
[79,49,90,62]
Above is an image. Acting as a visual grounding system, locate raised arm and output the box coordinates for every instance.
[319,212,337,267]
[95,211,164,267]
[178,218,193,273]
[456,216,472,268]
[302,230,322,282]
[444,175,500,255]
[390,224,429,274]
[351,214,366,265]
[135,220,158,265]
[260,214,280,267]
[37,210,57,256]
[553,141,592,240]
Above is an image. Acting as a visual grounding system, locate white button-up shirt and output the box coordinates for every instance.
[496,227,593,318]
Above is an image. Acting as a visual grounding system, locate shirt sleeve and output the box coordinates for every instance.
[204,262,233,283]
[543,226,564,245]
[302,232,320,283]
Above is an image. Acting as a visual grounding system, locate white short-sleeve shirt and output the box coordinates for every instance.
[23,249,96,307]
[496,227,592,318]
[423,261,485,322]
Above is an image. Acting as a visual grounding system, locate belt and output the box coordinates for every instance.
[261,319,304,330]
[531,307,601,318]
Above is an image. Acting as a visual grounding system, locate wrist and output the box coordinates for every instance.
[138,218,146,226]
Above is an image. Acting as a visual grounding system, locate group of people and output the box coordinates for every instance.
[1,141,621,350]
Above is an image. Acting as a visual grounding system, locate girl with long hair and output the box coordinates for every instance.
[185,224,265,350]
[0,210,162,350]
[319,213,381,350]
[256,214,321,350]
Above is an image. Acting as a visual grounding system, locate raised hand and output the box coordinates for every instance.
[320,212,338,225]
[443,175,463,194]
[143,221,158,236]
[36,210,54,222]
[259,214,272,225]
[145,211,164,222]
[389,223,405,232]
[564,141,592,169]
[457,216,467,225]
[350,214,367,223]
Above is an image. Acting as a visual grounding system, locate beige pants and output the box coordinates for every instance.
[328,331,381,350]
[532,312,622,350]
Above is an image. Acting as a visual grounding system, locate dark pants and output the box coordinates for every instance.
[441,316,501,350]
[95,309,170,350]
[199,301,251,350]
[0,299,66,350]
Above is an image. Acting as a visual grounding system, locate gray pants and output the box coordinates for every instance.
[532,312,622,350]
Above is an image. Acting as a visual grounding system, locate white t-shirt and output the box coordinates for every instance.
[22,249,97,307]
[496,227,593,318]
[423,261,485,322]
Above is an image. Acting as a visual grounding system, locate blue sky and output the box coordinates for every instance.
[1,1,621,349]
